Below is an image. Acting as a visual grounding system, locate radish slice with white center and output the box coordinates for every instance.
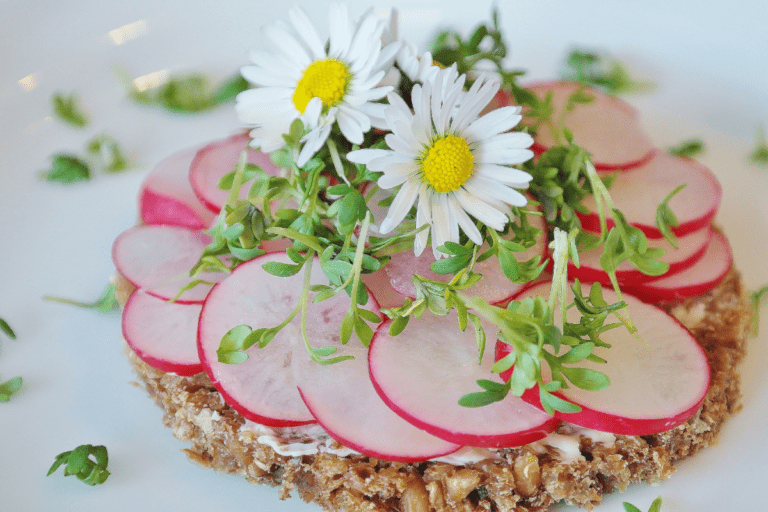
[368,313,561,447]
[296,342,461,462]
[112,225,224,304]
[512,281,710,435]
[624,230,733,303]
[189,132,283,213]
[198,253,371,427]
[122,290,203,376]
[384,215,548,304]
[568,225,712,286]
[522,81,656,172]
[578,152,721,238]
[139,146,217,229]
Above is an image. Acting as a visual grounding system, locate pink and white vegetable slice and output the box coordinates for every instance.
[112,225,224,303]
[511,281,710,435]
[296,343,461,462]
[139,146,217,229]
[198,253,376,427]
[368,313,560,447]
[568,225,713,286]
[578,152,722,238]
[523,81,656,171]
[122,290,203,376]
[189,132,282,213]
[624,230,733,303]
[384,215,548,305]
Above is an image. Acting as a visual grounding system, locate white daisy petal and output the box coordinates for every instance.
[380,178,420,234]
[289,7,325,60]
[455,189,507,231]
[347,148,392,164]
[477,132,534,154]
[465,175,528,207]
[476,147,535,166]
[264,23,311,70]
[449,194,483,245]
[462,107,524,141]
[336,110,364,145]
[413,205,429,256]
[328,3,351,58]
[241,66,295,88]
[475,164,533,186]
[431,194,453,258]
[385,133,419,158]
[365,153,415,173]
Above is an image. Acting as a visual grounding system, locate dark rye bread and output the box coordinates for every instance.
[123,267,750,512]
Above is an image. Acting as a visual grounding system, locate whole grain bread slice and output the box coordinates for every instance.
[125,268,750,512]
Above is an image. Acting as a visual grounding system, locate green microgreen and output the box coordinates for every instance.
[623,496,663,512]
[0,317,16,340]
[87,134,129,173]
[116,65,249,113]
[47,444,110,486]
[561,49,655,95]
[750,126,768,165]
[656,184,685,248]
[43,283,120,314]
[41,154,91,184]
[52,92,89,128]
[668,138,705,158]
[750,285,768,336]
[0,376,23,402]
[430,8,525,90]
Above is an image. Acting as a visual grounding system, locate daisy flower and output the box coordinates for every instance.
[348,66,534,258]
[235,3,399,167]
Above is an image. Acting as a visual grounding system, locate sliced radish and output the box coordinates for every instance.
[189,132,283,213]
[361,269,405,309]
[522,81,656,172]
[578,152,721,238]
[122,290,203,376]
[139,146,217,229]
[568,225,712,286]
[368,313,561,447]
[510,281,710,435]
[296,342,461,462]
[112,225,224,304]
[198,253,374,427]
[624,230,733,303]
[384,215,548,304]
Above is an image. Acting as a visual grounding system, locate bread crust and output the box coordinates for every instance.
[126,268,750,511]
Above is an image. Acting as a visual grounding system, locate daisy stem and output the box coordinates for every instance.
[547,227,569,331]
[583,160,614,241]
[348,211,372,315]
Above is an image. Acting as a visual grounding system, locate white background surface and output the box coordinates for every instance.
[1,1,767,511]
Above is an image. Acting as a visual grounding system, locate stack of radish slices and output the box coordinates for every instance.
[517,81,731,302]
[113,78,727,461]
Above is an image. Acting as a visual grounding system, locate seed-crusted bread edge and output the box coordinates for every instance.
[123,268,750,512]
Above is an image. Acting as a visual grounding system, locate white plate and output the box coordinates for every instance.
[1,1,766,511]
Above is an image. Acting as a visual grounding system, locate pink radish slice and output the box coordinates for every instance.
[122,290,203,376]
[578,152,721,239]
[384,215,548,304]
[198,253,372,427]
[296,343,461,462]
[624,230,733,303]
[568,225,712,286]
[521,81,655,172]
[368,313,561,447]
[112,225,224,304]
[511,281,710,435]
[361,269,405,309]
[139,146,217,229]
[189,132,282,213]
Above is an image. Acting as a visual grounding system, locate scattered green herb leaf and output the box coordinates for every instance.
[43,283,120,314]
[750,285,768,336]
[668,138,705,158]
[47,444,110,486]
[40,154,91,184]
[52,92,89,128]
[623,496,662,512]
[561,49,655,95]
[750,126,768,165]
[87,134,129,173]
[0,376,22,402]
[0,317,16,340]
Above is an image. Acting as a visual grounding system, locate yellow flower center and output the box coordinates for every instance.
[292,58,351,114]
[421,135,474,193]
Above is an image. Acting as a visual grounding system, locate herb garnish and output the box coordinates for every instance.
[0,376,22,402]
[750,285,768,336]
[624,496,663,512]
[750,126,768,165]
[0,317,16,340]
[47,444,110,486]
[41,135,130,184]
[41,154,91,184]
[44,283,120,314]
[116,66,249,113]
[561,49,655,95]
[52,92,89,128]
[668,138,705,158]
